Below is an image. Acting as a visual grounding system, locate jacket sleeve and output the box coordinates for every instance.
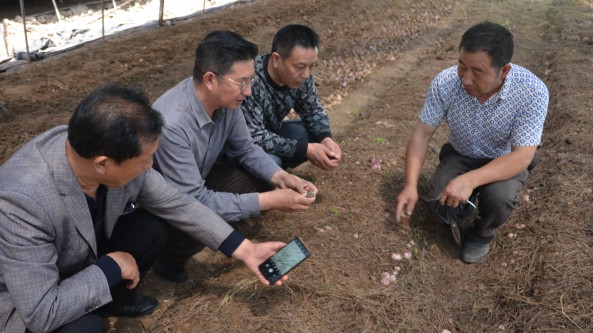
[154,122,260,222]
[294,76,332,142]
[242,80,304,158]
[136,168,244,253]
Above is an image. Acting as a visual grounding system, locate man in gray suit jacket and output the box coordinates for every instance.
[0,85,287,333]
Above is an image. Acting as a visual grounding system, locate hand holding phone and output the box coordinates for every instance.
[258,237,311,285]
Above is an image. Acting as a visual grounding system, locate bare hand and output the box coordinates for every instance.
[439,176,474,208]
[307,142,340,170]
[106,251,140,289]
[321,137,342,162]
[264,171,317,211]
[270,171,316,193]
[395,187,418,223]
[232,240,288,286]
[265,188,316,212]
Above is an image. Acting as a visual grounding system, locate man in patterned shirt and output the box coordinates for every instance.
[241,24,342,170]
[394,22,549,263]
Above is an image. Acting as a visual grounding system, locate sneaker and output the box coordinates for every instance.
[153,258,188,283]
[461,238,490,264]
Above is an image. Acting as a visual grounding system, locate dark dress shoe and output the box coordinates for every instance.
[99,294,159,317]
[153,258,188,283]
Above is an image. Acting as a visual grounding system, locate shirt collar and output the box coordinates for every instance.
[498,63,514,101]
[262,54,290,91]
[185,77,215,127]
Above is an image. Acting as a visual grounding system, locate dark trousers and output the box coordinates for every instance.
[427,143,532,242]
[99,209,167,306]
[160,162,273,269]
[267,119,316,169]
[40,209,166,332]
[41,314,104,333]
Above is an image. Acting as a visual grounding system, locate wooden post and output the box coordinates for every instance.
[100,0,104,38]
[101,0,105,38]
[0,22,9,62]
[18,0,30,62]
[51,0,62,22]
[159,0,164,26]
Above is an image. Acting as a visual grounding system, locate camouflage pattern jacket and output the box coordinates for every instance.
[241,54,332,160]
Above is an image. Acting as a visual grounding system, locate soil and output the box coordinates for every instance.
[1,0,593,332]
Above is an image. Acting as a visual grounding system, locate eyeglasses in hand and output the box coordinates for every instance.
[427,195,477,246]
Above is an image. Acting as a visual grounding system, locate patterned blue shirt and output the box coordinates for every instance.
[420,64,549,159]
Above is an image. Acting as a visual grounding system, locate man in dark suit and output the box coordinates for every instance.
[0,85,287,333]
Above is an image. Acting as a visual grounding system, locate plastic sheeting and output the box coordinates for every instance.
[3,0,241,64]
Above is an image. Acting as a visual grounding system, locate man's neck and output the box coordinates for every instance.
[65,141,101,200]
[194,80,217,119]
[266,56,285,87]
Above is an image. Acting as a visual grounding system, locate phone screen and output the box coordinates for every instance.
[259,237,311,284]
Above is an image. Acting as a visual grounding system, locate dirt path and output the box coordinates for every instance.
[1,0,592,332]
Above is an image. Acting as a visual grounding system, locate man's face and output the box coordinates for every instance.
[215,60,255,110]
[457,50,510,102]
[273,46,318,89]
[102,139,158,188]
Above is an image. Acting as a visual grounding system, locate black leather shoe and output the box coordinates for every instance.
[153,258,188,283]
[99,294,159,317]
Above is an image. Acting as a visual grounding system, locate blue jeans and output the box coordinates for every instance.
[269,119,312,169]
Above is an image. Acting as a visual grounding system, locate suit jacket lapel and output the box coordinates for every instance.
[47,132,98,256]
[105,187,127,239]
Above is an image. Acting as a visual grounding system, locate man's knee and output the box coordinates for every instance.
[127,209,167,241]
[142,212,168,249]
[162,223,205,255]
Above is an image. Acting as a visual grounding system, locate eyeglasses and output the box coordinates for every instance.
[212,72,255,92]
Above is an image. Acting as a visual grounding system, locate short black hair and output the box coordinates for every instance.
[68,84,163,164]
[459,21,514,70]
[271,24,320,59]
[192,31,258,82]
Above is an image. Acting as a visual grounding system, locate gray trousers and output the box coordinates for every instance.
[427,143,533,242]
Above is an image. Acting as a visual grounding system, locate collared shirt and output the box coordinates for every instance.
[241,54,332,160]
[85,184,121,287]
[85,184,108,252]
[420,64,549,159]
[152,77,281,222]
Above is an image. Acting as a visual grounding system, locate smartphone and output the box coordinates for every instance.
[258,237,311,284]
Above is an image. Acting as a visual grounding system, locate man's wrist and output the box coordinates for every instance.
[231,239,253,261]
[219,230,246,258]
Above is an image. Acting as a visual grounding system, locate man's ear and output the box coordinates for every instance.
[93,156,110,176]
[500,63,512,80]
[202,71,217,90]
[270,52,282,68]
